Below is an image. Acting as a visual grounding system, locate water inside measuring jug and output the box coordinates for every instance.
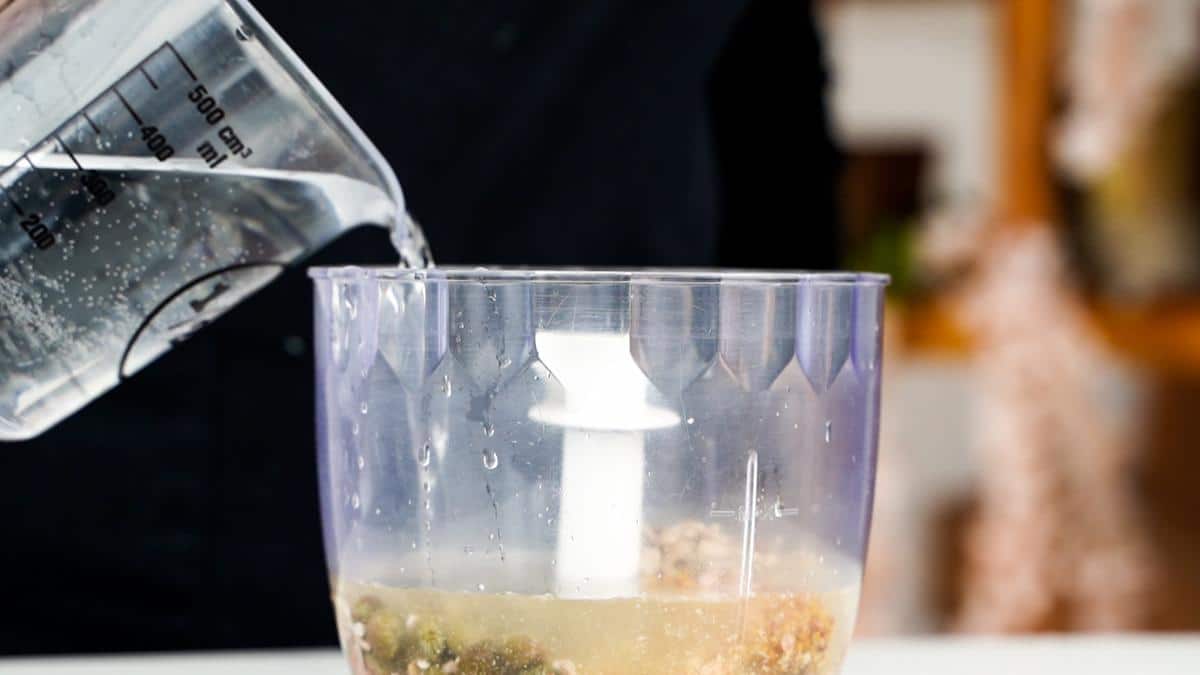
[0,153,430,439]
[0,0,440,438]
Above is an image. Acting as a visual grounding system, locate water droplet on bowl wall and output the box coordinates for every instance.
[482,448,499,470]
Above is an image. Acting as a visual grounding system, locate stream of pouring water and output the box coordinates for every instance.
[390,210,434,269]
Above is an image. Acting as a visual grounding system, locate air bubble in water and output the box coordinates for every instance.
[351,493,360,509]
[483,422,495,437]
[824,420,833,444]
[477,583,486,592]
[357,455,365,470]
[360,401,369,415]
[686,417,695,425]
[482,449,499,470]
[442,374,452,397]
[418,443,432,467]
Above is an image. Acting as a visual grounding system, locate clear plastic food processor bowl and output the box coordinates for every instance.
[312,267,887,675]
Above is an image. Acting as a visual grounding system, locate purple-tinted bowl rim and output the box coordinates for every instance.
[308,266,890,286]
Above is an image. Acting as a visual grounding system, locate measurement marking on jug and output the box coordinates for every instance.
[139,125,176,161]
[188,84,255,165]
[54,135,84,170]
[6,200,55,250]
[139,66,159,90]
[56,134,118,206]
[164,42,198,81]
[2,159,56,250]
[115,86,177,161]
[82,113,101,135]
[113,43,250,170]
[114,89,144,126]
[19,213,55,250]
[0,177,52,249]
[188,85,227,126]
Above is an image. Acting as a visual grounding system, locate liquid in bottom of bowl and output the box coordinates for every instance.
[333,581,859,675]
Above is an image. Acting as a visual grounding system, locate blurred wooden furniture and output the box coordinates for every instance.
[905,298,1200,377]
[902,0,1200,374]
[997,0,1057,226]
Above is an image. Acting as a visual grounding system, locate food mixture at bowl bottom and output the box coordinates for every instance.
[333,583,858,675]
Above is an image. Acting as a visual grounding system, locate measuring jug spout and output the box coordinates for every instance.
[0,0,423,440]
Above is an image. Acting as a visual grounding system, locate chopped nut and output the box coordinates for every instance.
[641,521,739,592]
[741,595,834,674]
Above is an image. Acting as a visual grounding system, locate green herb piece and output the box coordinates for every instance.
[351,595,385,623]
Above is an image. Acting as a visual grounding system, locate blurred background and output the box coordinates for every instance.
[829,0,1200,634]
[3,0,1199,656]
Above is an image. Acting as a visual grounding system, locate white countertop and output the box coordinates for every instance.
[2,637,1198,674]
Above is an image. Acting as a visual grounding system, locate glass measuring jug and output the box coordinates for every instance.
[0,0,429,440]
